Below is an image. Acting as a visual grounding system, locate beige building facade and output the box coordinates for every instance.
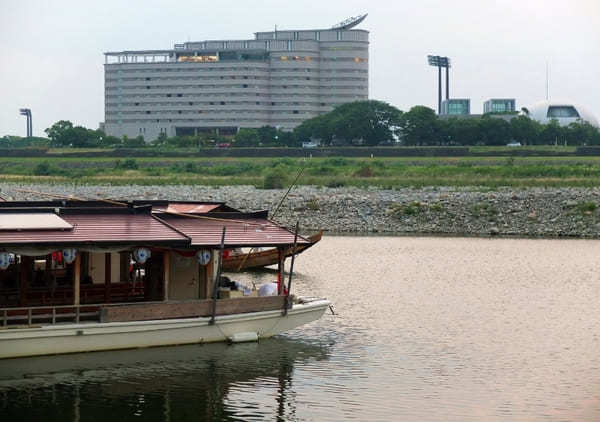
[103,16,369,141]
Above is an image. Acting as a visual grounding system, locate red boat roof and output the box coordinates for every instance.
[158,215,309,248]
[0,201,303,249]
[0,212,189,247]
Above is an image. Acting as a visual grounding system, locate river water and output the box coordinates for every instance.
[1,236,600,421]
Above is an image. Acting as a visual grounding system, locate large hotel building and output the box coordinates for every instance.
[103,15,369,141]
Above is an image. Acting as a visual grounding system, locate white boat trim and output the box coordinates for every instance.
[0,299,330,359]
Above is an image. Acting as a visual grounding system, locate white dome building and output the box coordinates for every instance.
[521,100,598,127]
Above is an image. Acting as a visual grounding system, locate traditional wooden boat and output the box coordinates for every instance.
[222,230,323,271]
[0,200,329,359]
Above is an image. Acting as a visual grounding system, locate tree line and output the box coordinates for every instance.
[3,100,599,148]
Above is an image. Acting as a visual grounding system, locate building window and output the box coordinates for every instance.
[146,86,151,89]
[281,56,288,61]
[220,101,225,105]
[177,94,182,97]
[146,111,151,114]
[167,94,172,97]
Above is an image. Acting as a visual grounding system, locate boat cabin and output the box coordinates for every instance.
[0,200,309,326]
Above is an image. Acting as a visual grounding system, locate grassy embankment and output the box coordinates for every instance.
[3,152,600,188]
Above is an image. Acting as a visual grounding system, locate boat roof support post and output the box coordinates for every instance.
[163,252,170,301]
[277,248,284,295]
[104,253,111,303]
[73,253,81,306]
[19,256,32,307]
[283,221,299,316]
[210,227,226,325]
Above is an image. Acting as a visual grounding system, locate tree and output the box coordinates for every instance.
[45,120,74,146]
[564,121,600,146]
[478,116,512,146]
[399,106,439,146]
[294,100,402,146]
[538,119,563,145]
[294,113,335,145]
[234,128,260,147]
[257,126,278,145]
[44,120,104,147]
[331,100,403,146]
[509,115,541,145]
[123,135,146,148]
[441,118,480,146]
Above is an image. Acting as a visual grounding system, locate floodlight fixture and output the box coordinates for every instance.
[19,108,32,137]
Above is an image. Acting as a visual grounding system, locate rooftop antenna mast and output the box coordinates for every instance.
[546,61,550,101]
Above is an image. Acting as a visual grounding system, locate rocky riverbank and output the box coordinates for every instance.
[3,183,600,237]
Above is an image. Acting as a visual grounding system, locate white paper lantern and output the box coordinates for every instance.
[63,248,78,264]
[0,252,10,270]
[196,250,212,266]
[133,248,151,264]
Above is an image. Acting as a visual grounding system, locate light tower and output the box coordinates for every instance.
[19,108,32,138]
[427,56,451,114]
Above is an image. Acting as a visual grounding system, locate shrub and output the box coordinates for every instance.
[326,178,347,188]
[309,165,337,176]
[263,167,288,189]
[115,158,139,170]
[354,165,375,177]
[184,162,198,173]
[575,201,597,214]
[33,161,52,176]
[306,198,320,210]
[323,157,350,166]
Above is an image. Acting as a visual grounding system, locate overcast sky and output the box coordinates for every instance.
[1,0,598,137]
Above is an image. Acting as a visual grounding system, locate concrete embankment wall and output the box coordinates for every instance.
[4,146,600,158]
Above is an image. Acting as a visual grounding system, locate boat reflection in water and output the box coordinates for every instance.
[0,336,331,421]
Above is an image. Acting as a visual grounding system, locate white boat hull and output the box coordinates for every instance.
[0,300,330,359]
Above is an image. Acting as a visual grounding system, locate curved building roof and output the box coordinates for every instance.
[521,100,599,127]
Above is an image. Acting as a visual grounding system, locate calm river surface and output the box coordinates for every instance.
[1,236,600,421]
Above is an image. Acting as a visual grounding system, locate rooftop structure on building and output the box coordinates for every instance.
[103,15,369,141]
[441,98,470,116]
[521,100,599,127]
[484,98,516,114]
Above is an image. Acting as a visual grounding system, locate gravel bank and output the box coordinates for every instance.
[3,183,600,237]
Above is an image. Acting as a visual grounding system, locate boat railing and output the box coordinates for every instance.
[0,304,102,327]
